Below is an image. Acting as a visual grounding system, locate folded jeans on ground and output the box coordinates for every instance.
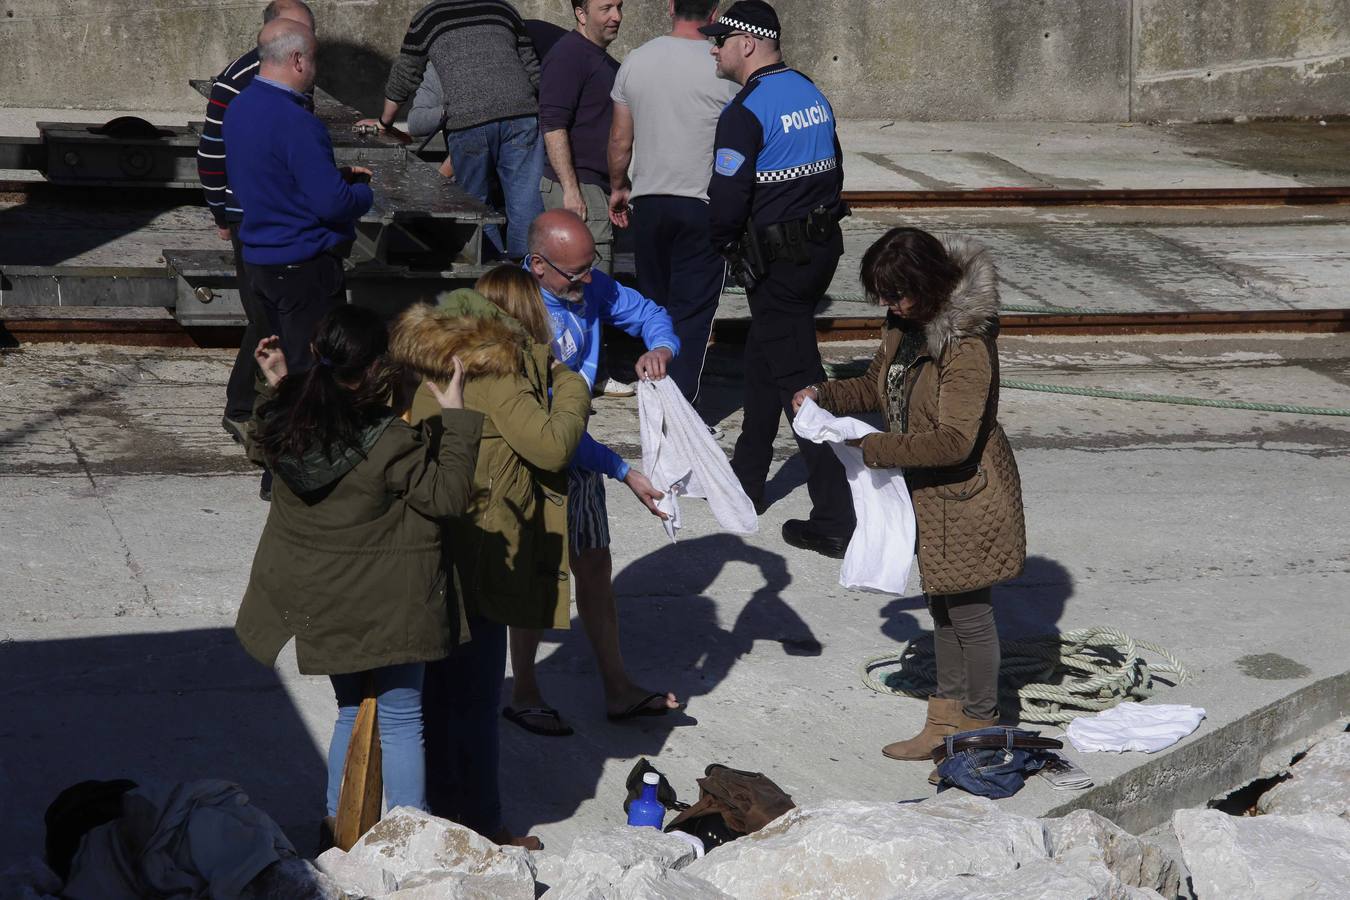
[934,726,1060,800]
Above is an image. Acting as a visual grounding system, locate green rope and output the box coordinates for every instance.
[819,362,1350,417]
[999,379,1350,417]
[861,626,1190,725]
[722,285,1116,314]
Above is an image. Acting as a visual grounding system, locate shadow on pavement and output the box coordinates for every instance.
[500,534,814,834]
[0,628,326,861]
[873,555,1075,727]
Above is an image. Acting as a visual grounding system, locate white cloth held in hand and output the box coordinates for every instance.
[638,377,757,540]
[1065,702,1206,753]
[792,398,916,594]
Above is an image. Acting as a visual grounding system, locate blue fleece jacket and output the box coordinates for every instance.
[224,78,374,265]
[539,267,680,479]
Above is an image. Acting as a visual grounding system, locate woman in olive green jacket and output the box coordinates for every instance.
[390,269,591,844]
[796,228,1026,766]
[237,305,482,819]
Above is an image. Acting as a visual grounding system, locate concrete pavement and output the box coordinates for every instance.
[1,332,1346,861]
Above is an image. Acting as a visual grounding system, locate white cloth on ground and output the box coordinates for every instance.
[1065,702,1207,753]
[791,398,916,594]
[638,377,757,540]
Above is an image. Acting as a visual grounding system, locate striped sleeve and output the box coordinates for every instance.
[197,50,258,227]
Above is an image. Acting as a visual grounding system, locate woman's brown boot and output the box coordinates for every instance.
[882,697,965,760]
[954,711,1000,732]
[927,710,1002,784]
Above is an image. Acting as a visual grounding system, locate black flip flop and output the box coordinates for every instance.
[502,706,574,737]
[607,692,677,721]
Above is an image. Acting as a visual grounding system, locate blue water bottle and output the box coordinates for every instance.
[627,772,666,828]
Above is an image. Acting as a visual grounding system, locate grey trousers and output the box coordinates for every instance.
[928,587,1001,721]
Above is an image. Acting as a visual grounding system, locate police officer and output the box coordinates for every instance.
[703,0,854,557]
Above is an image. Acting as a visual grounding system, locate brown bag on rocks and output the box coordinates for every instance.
[665,764,795,848]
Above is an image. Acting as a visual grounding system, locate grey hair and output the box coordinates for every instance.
[258,21,315,64]
[263,0,314,26]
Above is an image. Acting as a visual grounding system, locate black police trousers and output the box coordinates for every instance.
[730,227,856,538]
[631,195,726,405]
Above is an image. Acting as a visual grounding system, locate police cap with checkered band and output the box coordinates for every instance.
[698,0,781,41]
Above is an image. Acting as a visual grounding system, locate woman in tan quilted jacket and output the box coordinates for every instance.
[793,226,1026,763]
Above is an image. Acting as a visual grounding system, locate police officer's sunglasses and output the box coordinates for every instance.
[709,31,754,48]
[533,252,596,285]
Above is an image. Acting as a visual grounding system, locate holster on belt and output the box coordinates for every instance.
[735,218,770,288]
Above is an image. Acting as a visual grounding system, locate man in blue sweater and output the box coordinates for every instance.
[198,0,315,442]
[224,18,374,372]
[503,209,682,735]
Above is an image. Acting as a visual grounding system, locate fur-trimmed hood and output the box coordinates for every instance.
[390,289,527,380]
[924,235,1000,358]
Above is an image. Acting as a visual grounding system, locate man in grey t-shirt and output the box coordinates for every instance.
[608,0,738,407]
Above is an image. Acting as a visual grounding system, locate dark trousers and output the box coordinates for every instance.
[224,229,270,421]
[243,250,346,373]
[730,227,855,537]
[929,587,1000,721]
[423,616,507,837]
[630,195,726,405]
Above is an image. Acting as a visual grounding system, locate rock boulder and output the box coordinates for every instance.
[684,796,1046,899]
[315,807,536,899]
[543,859,731,900]
[556,825,699,886]
[1042,809,1181,897]
[1258,732,1350,819]
[902,857,1165,899]
[1173,808,1350,899]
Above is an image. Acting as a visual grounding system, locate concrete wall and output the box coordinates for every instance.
[1133,0,1350,121]
[1,1,1347,122]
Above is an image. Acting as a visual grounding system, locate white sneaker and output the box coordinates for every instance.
[595,377,636,398]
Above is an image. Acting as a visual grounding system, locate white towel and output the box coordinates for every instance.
[1065,703,1206,753]
[638,377,758,540]
[792,398,916,594]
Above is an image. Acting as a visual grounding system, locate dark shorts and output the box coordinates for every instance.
[567,467,610,552]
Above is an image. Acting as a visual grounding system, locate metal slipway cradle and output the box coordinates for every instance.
[0,80,504,326]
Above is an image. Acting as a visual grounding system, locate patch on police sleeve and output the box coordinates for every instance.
[714,148,746,176]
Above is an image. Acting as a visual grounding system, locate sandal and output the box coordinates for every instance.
[607,692,677,721]
[501,706,574,737]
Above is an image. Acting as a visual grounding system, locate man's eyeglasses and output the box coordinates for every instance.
[710,31,753,48]
[534,253,596,285]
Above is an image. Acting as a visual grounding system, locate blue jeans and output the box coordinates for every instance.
[444,116,544,259]
[326,663,427,817]
[423,616,507,836]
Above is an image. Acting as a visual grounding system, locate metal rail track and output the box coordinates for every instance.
[841,187,1350,208]
[3,183,1347,347]
[3,307,1346,349]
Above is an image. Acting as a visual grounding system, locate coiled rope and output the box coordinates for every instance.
[861,626,1190,725]
[819,362,1350,417]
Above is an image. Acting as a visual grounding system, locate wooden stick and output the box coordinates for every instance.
[334,677,382,851]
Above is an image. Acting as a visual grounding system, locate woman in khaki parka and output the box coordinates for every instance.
[390,267,591,847]
[238,305,481,821]
[795,227,1026,765]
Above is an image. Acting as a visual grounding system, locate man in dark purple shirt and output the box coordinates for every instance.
[538,0,623,277]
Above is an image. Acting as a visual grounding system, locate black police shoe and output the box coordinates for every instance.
[781,519,848,559]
